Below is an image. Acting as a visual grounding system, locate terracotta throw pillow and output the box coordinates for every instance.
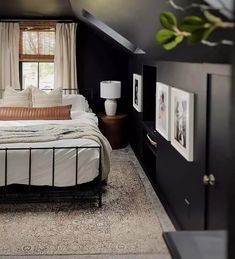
[0,105,72,120]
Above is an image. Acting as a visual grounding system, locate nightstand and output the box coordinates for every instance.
[98,114,128,149]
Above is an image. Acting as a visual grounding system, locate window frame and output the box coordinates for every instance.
[20,61,54,89]
[19,22,56,89]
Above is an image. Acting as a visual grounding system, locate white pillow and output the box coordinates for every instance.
[2,86,31,107]
[32,87,62,107]
[62,94,90,112]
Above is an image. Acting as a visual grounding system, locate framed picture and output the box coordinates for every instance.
[155,82,171,141]
[133,73,143,112]
[171,88,194,162]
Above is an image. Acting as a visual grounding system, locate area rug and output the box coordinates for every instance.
[0,160,168,256]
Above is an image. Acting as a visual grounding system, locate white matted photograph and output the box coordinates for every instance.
[171,88,194,162]
[155,82,171,141]
[133,73,143,112]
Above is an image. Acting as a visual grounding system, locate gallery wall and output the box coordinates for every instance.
[71,0,232,230]
[155,62,209,230]
[128,56,231,229]
[157,62,227,229]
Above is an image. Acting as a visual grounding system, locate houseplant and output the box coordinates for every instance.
[156,0,234,50]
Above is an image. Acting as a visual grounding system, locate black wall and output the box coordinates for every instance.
[228,13,235,259]
[75,13,233,231]
[128,56,231,229]
[156,62,208,229]
[76,21,129,113]
[128,55,151,155]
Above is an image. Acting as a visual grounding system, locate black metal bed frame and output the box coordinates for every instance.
[0,88,103,207]
[0,146,102,207]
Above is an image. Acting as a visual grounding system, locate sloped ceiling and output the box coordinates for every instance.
[0,0,74,18]
[70,0,233,62]
[0,0,233,62]
[70,0,196,59]
[204,0,233,19]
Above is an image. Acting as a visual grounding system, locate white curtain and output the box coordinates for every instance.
[0,23,20,92]
[54,23,78,92]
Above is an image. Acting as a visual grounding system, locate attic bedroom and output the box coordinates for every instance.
[0,0,234,259]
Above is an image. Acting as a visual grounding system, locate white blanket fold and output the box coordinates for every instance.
[0,123,112,180]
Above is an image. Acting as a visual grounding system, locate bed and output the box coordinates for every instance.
[0,88,112,207]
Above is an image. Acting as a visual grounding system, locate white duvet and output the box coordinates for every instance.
[0,111,104,187]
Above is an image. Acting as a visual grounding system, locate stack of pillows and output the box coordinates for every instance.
[0,86,90,120]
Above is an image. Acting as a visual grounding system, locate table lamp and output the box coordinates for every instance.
[100,81,121,116]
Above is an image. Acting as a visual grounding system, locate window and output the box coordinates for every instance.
[19,22,56,90]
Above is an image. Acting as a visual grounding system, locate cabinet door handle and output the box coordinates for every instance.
[203,174,216,186]
[209,174,216,186]
[203,175,209,185]
[146,134,157,148]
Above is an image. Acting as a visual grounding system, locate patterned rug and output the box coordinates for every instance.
[0,160,168,256]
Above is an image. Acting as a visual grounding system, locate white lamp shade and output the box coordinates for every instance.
[100,81,121,99]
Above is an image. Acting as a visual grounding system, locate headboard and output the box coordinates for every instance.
[44,88,94,105]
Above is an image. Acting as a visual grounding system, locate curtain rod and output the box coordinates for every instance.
[0,19,76,22]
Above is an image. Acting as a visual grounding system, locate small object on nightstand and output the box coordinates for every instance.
[98,114,128,149]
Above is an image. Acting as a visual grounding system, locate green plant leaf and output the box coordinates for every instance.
[180,16,206,32]
[187,30,206,44]
[175,35,184,44]
[163,39,179,50]
[156,28,184,50]
[187,25,215,44]
[202,26,215,40]
[204,10,221,24]
[182,16,205,25]
[160,12,177,30]
[155,29,175,45]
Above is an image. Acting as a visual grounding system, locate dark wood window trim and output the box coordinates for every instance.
[19,22,56,89]
[19,21,56,62]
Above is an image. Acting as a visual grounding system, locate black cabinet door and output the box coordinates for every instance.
[206,74,231,229]
[156,134,206,230]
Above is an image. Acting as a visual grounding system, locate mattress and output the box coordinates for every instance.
[0,111,101,187]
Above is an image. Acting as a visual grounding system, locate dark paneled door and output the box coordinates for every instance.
[206,73,231,229]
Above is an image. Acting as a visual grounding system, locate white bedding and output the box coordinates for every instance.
[0,112,104,187]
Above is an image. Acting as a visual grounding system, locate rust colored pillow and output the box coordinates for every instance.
[0,105,72,120]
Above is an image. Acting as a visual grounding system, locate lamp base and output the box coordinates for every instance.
[104,99,117,116]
